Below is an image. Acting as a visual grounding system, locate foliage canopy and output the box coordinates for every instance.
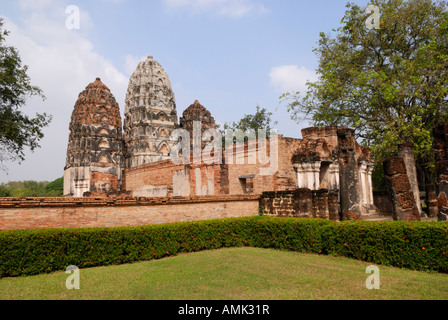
[0,18,51,168]
[220,105,279,143]
[282,0,448,166]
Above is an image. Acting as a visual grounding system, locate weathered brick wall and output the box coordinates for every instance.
[190,164,229,196]
[124,160,184,197]
[259,189,339,220]
[373,191,394,216]
[0,195,259,231]
[274,137,303,192]
[123,136,300,198]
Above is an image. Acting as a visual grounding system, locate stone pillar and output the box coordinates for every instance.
[311,161,321,190]
[294,163,305,189]
[295,162,321,190]
[328,162,340,191]
[359,162,368,206]
[367,163,375,206]
[337,128,362,220]
[383,157,420,221]
[398,144,423,217]
[426,184,438,218]
[303,163,313,189]
[433,124,448,221]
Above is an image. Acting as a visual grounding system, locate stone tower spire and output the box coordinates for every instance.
[179,100,217,150]
[179,100,217,135]
[123,55,178,168]
[64,77,124,197]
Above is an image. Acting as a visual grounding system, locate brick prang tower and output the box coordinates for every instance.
[64,78,124,197]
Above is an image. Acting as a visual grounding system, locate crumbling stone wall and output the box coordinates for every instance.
[383,157,420,221]
[259,189,338,220]
[290,127,375,220]
[425,184,439,218]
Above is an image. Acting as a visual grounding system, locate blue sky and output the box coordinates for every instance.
[0,0,371,183]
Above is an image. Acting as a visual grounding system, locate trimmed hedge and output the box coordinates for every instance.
[1,217,448,278]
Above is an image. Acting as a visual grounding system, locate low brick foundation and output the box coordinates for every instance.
[259,189,339,220]
[0,195,259,231]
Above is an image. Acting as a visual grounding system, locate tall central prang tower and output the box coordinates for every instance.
[123,56,178,168]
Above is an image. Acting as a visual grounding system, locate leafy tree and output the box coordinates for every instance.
[282,0,448,178]
[0,184,11,197]
[45,177,64,197]
[0,177,64,197]
[220,105,279,144]
[0,18,51,168]
[15,181,48,197]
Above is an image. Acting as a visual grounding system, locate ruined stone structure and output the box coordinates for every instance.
[291,127,375,219]
[179,100,217,138]
[397,144,423,217]
[63,78,124,197]
[62,54,382,222]
[259,189,339,220]
[179,100,217,152]
[383,156,420,221]
[123,56,178,168]
[123,125,377,219]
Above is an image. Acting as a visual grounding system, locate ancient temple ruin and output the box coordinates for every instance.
[63,78,124,197]
[179,100,218,150]
[63,55,380,221]
[290,127,375,219]
[123,56,178,168]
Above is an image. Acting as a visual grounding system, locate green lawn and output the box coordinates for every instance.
[1,247,447,300]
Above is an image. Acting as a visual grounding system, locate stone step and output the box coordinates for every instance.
[361,217,393,221]
[359,213,394,221]
[361,206,393,220]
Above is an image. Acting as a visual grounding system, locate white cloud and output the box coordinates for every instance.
[100,0,126,4]
[124,54,146,76]
[269,65,318,94]
[163,0,270,17]
[0,1,129,182]
[18,0,53,10]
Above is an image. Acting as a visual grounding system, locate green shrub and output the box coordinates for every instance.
[321,220,448,272]
[1,217,447,278]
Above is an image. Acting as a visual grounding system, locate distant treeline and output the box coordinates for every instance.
[0,178,63,197]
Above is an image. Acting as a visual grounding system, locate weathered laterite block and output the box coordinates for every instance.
[259,188,333,220]
[383,157,420,221]
[433,124,448,221]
